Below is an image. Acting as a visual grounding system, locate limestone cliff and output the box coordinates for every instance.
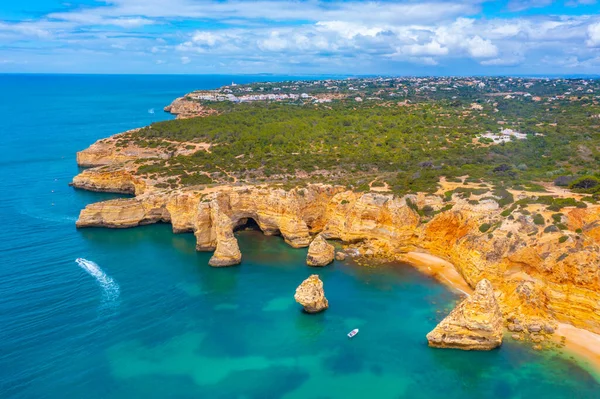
[294,274,329,313]
[71,169,147,195]
[164,97,219,119]
[427,279,504,350]
[72,162,600,339]
[306,234,334,266]
[208,203,242,267]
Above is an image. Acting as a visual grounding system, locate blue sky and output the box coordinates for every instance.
[1,0,599,75]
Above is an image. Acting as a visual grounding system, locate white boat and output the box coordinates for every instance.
[347,328,359,338]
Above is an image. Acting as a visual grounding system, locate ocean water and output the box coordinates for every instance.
[0,74,599,399]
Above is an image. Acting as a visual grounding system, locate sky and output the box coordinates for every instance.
[1,0,599,75]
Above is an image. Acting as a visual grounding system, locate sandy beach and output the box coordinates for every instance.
[402,251,600,382]
[400,251,472,296]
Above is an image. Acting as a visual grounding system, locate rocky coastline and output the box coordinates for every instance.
[72,120,600,368]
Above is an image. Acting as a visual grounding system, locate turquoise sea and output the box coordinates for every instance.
[1,74,599,398]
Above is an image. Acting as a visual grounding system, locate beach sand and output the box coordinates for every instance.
[401,251,600,382]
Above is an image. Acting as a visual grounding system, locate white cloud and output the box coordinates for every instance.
[258,31,289,51]
[466,36,498,58]
[191,31,221,47]
[403,40,448,56]
[587,22,600,47]
[316,21,385,39]
[480,56,524,66]
[1,1,600,73]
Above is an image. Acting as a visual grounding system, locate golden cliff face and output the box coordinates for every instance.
[72,166,600,339]
[71,169,147,195]
[294,274,329,313]
[420,206,600,334]
[306,234,334,266]
[164,97,219,119]
[427,279,503,350]
[208,202,242,267]
[75,130,170,168]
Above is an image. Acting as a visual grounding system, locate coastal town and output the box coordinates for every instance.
[182,76,600,105]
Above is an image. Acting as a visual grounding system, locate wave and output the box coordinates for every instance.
[75,258,120,306]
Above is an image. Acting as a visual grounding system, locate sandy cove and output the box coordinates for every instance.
[403,251,600,382]
[72,136,600,379]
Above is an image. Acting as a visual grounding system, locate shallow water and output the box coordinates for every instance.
[1,74,598,398]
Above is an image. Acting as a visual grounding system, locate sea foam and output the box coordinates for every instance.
[75,258,120,305]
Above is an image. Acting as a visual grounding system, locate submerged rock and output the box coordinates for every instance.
[335,251,347,261]
[426,279,503,350]
[306,234,335,266]
[294,274,328,313]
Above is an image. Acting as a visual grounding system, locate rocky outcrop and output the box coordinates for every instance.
[321,192,420,256]
[72,163,600,338]
[71,170,147,195]
[208,204,242,267]
[75,130,173,168]
[294,274,328,313]
[164,97,219,119]
[75,197,170,228]
[335,251,346,261]
[427,279,503,350]
[306,234,335,266]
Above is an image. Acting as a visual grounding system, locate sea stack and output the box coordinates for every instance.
[306,234,335,266]
[426,279,503,350]
[294,274,329,313]
[208,205,242,267]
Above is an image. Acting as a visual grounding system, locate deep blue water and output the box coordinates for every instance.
[1,74,599,398]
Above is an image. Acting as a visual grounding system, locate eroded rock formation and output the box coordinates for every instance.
[427,279,503,350]
[306,234,335,266]
[208,204,242,267]
[164,97,219,119]
[294,274,328,313]
[71,149,600,339]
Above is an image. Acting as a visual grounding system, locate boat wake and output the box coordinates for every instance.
[148,108,155,114]
[75,258,120,308]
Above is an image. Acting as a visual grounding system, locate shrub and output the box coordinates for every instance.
[533,213,545,225]
[569,176,600,193]
[501,205,517,217]
[551,213,563,223]
[558,235,569,243]
[479,223,491,233]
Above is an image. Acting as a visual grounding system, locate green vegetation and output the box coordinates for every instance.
[569,176,600,194]
[479,223,492,233]
[533,213,545,225]
[118,77,600,197]
[514,196,587,212]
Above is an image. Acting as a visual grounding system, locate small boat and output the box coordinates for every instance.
[347,328,359,338]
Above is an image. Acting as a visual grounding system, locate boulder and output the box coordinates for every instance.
[335,251,347,261]
[426,279,503,350]
[543,324,555,334]
[306,234,335,266]
[294,275,328,313]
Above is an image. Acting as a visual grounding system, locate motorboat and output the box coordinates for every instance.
[347,328,359,338]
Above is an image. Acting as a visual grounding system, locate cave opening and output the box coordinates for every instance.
[234,217,262,232]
